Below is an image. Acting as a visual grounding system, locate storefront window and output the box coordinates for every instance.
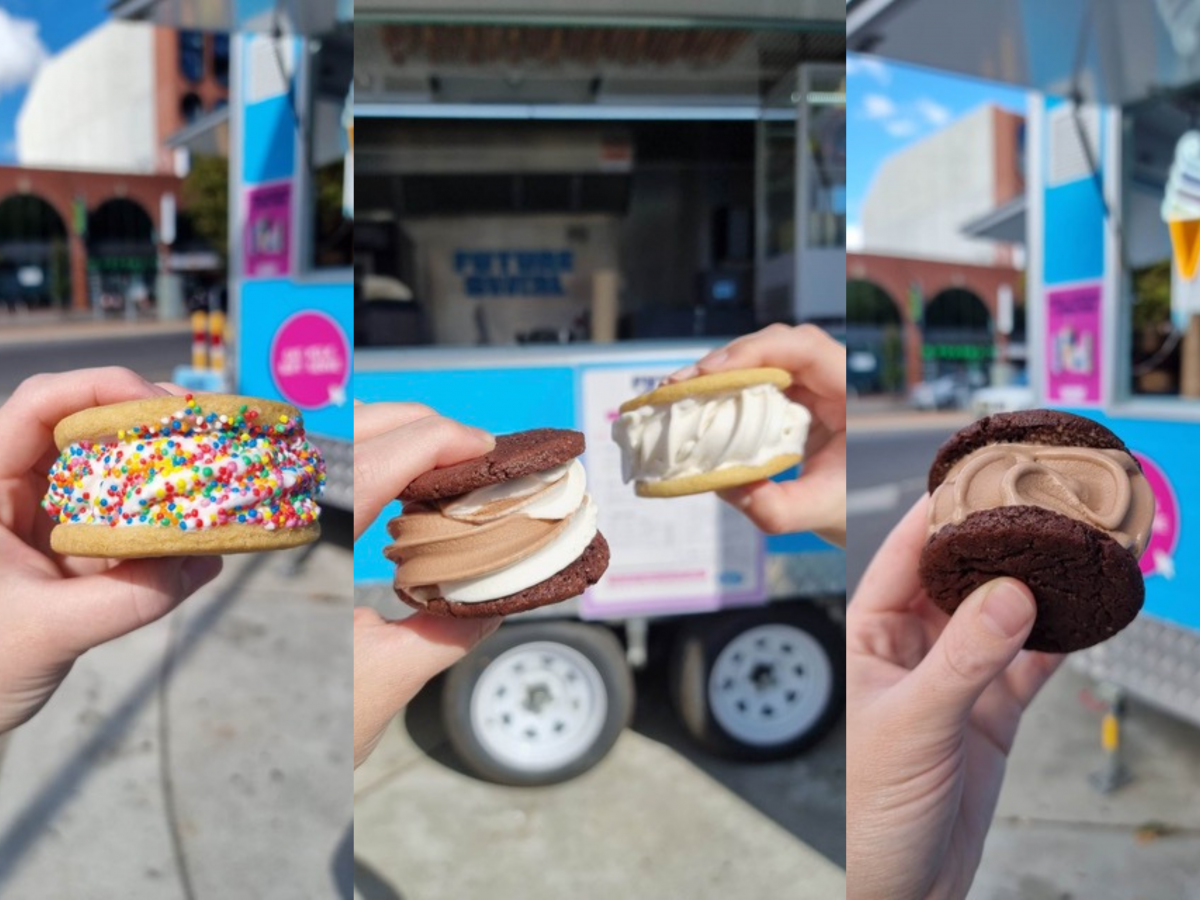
[212,33,230,87]
[179,30,205,84]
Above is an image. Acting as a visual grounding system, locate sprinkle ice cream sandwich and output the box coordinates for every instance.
[919,409,1154,653]
[43,394,324,557]
[611,367,811,498]
[387,428,609,618]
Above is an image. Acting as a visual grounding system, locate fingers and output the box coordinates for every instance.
[353,415,495,539]
[354,608,501,767]
[353,402,438,441]
[849,495,931,615]
[0,368,168,479]
[1004,650,1067,710]
[667,324,847,410]
[717,436,846,544]
[51,555,223,654]
[900,578,1037,737]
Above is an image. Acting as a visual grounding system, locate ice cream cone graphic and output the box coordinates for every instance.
[1162,131,1200,280]
[1170,218,1200,280]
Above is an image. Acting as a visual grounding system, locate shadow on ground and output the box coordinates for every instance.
[399,628,847,869]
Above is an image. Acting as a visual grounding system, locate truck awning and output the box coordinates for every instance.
[961,195,1026,245]
[849,0,1200,107]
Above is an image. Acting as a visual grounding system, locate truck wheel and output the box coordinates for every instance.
[670,605,844,761]
[442,621,634,786]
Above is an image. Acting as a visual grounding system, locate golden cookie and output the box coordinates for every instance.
[633,454,803,498]
[44,393,324,558]
[50,523,321,558]
[618,367,792,414]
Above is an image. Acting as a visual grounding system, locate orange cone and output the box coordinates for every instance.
[1169,218,1200,279]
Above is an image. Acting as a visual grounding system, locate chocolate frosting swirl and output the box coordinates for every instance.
[928,443,1154,556]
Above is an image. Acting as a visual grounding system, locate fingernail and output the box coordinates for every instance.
[665,365,699,384]
[470,427,497,448]
[478,617,503,641]
[697,349,729,370]
[181,556,223,596]
[980,580,1035,638]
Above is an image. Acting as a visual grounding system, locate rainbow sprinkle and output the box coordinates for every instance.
[43,395,325,530]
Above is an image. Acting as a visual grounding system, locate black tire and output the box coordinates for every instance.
[670,604,845,762]
[442,621,635,786]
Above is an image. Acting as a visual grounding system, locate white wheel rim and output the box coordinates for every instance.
[470,641,609,773]
[708,623,833,747]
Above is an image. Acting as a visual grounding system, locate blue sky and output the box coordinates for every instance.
[847,52,1028,249]
[0,1,108,163]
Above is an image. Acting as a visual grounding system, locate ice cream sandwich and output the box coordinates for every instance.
[388,428,610,617]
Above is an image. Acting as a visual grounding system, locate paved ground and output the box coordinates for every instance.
[0,512,354,899]
[353,606,847,900]
[847,411,1200,899]
[0,325,191,398]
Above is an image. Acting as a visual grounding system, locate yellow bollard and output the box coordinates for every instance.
[209,308,227,373]
[191,309,209,370]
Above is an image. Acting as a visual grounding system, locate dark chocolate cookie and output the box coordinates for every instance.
[400,428,585,503]
[927,409,1136,494]
[395,533,610,618]
[919,506,1144,653]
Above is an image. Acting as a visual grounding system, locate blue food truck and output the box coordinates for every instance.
[353,1,847,784]
[849,0,1200,744]
[111,0,354,512]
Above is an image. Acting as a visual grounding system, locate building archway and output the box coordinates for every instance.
[847,279,905,394]
[88,198,157,313]
[0,194,70,310]
[923,287,993,380]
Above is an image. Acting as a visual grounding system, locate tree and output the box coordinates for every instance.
[182,155,229,263]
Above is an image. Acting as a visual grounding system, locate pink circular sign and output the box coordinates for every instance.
[1133,452,1179,580]
[270,311,350,409]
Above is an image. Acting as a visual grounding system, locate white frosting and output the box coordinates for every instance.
[611,383,811,483]
[411,494,599,603]
[441,460,585,522]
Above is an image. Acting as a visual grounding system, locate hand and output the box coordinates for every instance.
[668,323,846,546]
[0,369,223,736]
[353,402,502,767]
[846,497,1064,900]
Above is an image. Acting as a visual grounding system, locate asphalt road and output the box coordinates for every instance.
[846,425,956,593]
[0,332,191,398]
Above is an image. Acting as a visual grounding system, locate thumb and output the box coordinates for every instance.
[905,578,1036,734]
[54,556,223,653]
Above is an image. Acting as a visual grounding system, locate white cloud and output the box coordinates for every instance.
[863,94,897,120]
[916,98,953,126]
[847,223,864,251]
[848,54,891,85]
[0,9,47,96]
[884,118,919,137]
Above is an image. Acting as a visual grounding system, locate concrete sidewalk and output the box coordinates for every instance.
[354,620,847,900]
[0,315,190,346]
[971,666,1200,899]
[0,525,353,899]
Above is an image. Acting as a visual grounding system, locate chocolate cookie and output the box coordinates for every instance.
[920,410,1153,653]
[919,506,1144,653]
[400,428,584,503]
[927,408,1135,494]
[396,532,610,618]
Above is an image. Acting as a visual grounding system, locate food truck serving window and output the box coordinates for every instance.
[1123,95,1200,408]
[353,22,845,349]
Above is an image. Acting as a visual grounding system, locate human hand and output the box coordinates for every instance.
[0,369,223,736]
[353,402,502,767]
[667,323,846,546]
[846,497,1064,900]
